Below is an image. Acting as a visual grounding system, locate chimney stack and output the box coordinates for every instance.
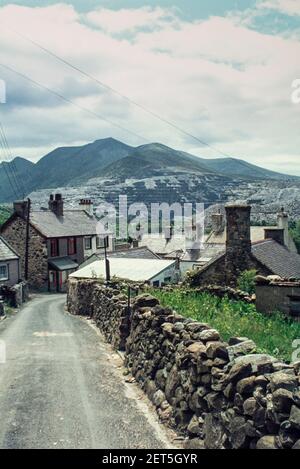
[225,204,252,286]
[277,207,289,248]
[79,198,93,215]
[48,193,64,217]
[13,200,29,219]
[164,225,174,243]
[264,228,284,245]
[211,209,224,233]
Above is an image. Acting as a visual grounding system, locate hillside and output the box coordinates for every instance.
[0,137,299,206]
[31,137,132,189]
[0,157,35,202]
[202,157,297,181]
[0,205,12,227]
[102,143,216,179]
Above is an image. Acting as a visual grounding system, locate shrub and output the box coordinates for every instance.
[237,269,257,294]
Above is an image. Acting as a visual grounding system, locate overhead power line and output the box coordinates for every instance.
[5,27,232,159]
[0,123,26,199]
[0,127,20,199]
[0,63,148,144]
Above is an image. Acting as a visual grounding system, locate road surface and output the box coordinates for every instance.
[0,294,173,449]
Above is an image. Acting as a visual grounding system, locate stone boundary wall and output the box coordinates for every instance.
[67,278,300,449]
[0,281,29,307]
[67,279,130,350]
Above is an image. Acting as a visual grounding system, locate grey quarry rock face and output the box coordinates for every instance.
[68,279,300,450]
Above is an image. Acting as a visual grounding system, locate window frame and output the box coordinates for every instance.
[0,264,9,281]
[96,236,105,249]
[68,237,77,256]
[84,236,92,250]
[50,238,59,258]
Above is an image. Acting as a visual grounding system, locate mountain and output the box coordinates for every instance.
[102,143,216,179]
[31,137,132,189]
[0,157,35,202]
[0,137,299,205]
[201,157,297,181]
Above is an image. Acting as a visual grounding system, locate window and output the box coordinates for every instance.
[96,236,105,249]
[0,264,8,281]
[68,237,77,256]
[164,276,172,284]
[50,239,59,257]
[84,237,92,250]
[152,280,160,287]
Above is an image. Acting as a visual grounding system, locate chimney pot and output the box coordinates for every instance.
[49,193,64,217]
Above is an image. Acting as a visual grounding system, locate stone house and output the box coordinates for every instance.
[190,204,300,287]
[206,206,298,253]
[0,236,20,287]
[256,279,300,319]
[1,194,114,292]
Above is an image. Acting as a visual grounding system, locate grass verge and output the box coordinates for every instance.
[150,289,300,363]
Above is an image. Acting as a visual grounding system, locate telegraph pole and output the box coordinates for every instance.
[104,235,111,282]
[24,198,31,281]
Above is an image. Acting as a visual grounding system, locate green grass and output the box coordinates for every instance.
[150,289,300,362]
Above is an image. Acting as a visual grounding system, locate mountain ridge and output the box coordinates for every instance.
[0,137,298,203]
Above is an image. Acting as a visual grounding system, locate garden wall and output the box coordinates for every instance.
[67,278,300,449]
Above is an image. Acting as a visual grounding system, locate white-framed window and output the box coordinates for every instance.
[96,236,105,249]
[0,264,9,281]
[84,237,92,250]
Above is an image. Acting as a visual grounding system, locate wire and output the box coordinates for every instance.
[5,27,232,158]
[0,123,26,199]
[0,130,20,199]
[0,63,148,144]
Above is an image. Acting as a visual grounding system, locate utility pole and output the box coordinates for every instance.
[104,235,110,283]
[24,198,31,281]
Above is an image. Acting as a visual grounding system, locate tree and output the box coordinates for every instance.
[0,206,11,228]
[290,220,300,254]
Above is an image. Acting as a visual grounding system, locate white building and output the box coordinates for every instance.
[70,258,179,287]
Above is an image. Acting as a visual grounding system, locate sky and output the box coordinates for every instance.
[0,0,299,175]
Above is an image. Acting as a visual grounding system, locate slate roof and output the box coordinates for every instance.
[252,240,300,279]
[0,236,19,261]
[30,210,98,238]
[48,257,79,271]
[79,247,160,269]
[109,247,160,260]
[139,234,187,255]
[190,239,300,280]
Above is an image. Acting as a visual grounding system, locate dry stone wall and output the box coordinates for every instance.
[67,278,300,449]
[68,278,130,350]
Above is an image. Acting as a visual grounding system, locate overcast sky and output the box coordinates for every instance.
[0,0,299,174]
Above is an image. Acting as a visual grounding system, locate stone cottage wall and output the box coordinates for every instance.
[1,217,48,290]
[67,278,300,449]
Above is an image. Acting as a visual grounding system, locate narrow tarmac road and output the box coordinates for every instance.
[0,294,173,449]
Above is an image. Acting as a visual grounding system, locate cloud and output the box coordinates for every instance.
[85,6,179,35]
[257,0,300,16]
[0,3,299,176]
